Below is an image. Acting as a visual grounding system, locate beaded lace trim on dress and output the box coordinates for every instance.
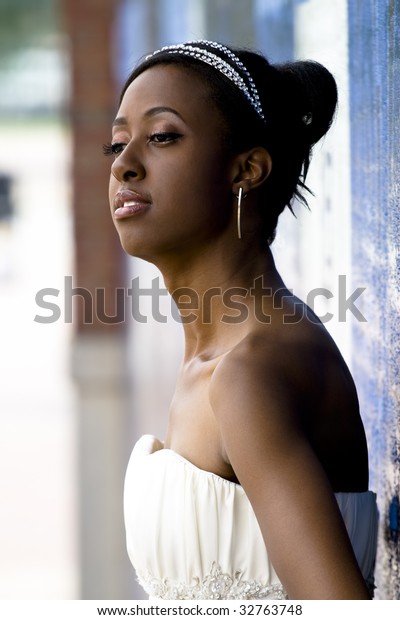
[136,562,288,600]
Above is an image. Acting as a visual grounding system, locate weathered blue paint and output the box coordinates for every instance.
[158,0,189,44]
[389,496,399,543]
[116,0,152,84]
[348,0,400,599]
[253,0,294,61]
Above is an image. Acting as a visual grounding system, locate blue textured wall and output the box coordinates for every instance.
[348,0,400,599]
[254,0,294,61]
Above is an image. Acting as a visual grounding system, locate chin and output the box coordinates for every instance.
[118,233,158,264]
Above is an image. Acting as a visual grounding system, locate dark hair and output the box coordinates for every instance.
[120,42,338,245]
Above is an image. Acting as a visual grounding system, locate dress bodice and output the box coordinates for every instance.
[124,434,378,600]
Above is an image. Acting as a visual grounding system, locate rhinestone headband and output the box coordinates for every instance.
[145,40,266,123]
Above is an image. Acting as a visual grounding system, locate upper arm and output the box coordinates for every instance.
[209,346,370,600]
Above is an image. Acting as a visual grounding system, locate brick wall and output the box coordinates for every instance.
[62,0,134,599]
[62,0,124,332]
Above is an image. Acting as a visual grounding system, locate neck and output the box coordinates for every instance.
[151,238,287,362]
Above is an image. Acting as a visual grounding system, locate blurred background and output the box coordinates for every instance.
[0,0,398,601]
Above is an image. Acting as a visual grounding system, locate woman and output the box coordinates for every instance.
[105,40,378,600]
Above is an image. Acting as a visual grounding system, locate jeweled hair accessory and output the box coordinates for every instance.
[146,40,266,123]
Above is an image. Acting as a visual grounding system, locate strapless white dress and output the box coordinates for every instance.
[124,434,378,600]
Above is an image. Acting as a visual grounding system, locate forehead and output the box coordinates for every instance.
[118,64,218,122]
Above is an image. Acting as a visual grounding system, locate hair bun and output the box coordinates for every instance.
[275,60,338,146]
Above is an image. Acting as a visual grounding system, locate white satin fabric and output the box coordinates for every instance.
[124,434,378,600]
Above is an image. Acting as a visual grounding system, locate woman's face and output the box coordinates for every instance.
[108,64,235,261]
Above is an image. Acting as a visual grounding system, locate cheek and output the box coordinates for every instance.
[166,144,231,204]
[186,147,232,217]
[159,156,231,238]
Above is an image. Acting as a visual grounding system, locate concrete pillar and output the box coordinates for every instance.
[71,335,132,599]
[62,0,135,599]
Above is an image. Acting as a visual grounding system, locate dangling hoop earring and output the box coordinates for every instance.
[237,187,243,240]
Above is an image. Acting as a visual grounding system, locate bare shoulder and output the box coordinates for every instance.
[209,313,368,492]
[210,317,331,425]
[209,325,318,476]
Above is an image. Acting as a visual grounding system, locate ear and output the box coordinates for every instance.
[231,147,272,195]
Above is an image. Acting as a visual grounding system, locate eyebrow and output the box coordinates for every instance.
[143,106,184,120]
[112,106,184,127]
[112,116,128,127]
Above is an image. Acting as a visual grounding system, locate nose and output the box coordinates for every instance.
[110,143,145,183]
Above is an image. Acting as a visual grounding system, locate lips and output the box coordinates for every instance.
[113,189,151,220]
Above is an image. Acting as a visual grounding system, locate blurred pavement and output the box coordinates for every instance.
[0,121,78,598]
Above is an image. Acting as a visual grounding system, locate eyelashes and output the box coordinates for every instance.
[149,132,182,143]
[103,142,124,156]
[103,132,183,156]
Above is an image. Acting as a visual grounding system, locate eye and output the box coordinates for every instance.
[102,142,125,156]
[148,132,182,144]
